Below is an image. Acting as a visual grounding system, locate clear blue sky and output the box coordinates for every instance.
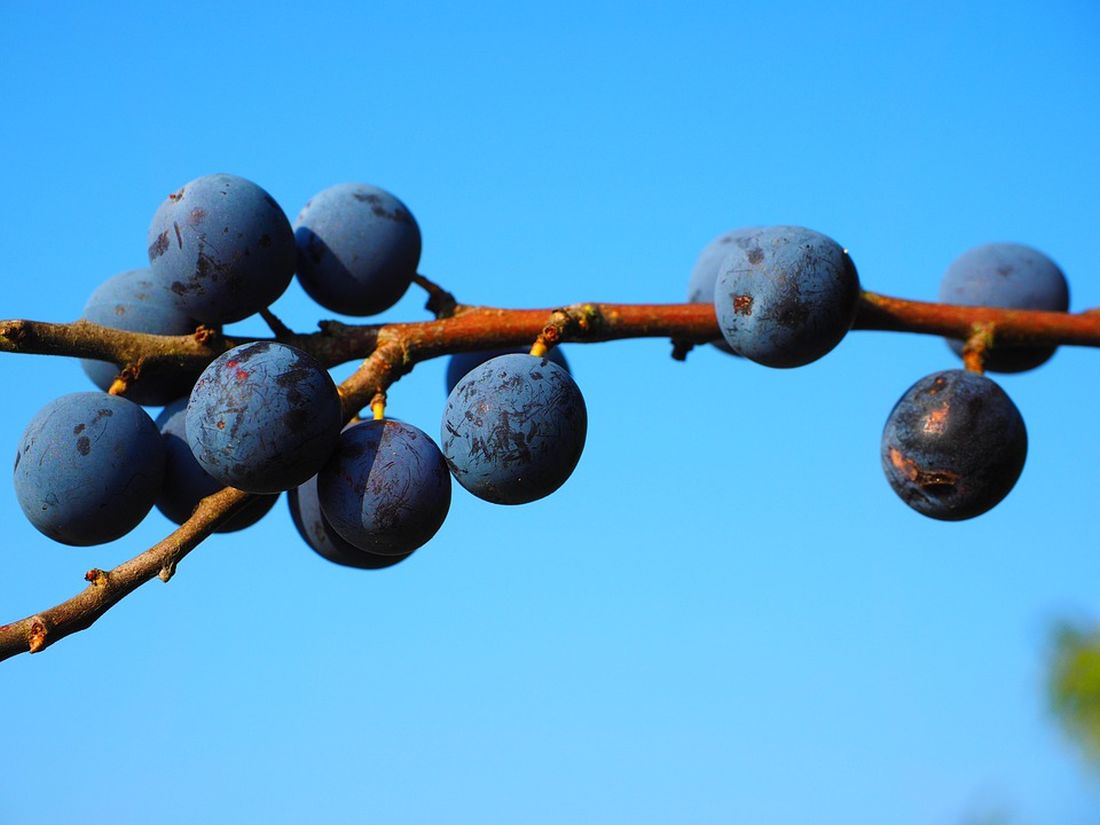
[2,2,1098,822]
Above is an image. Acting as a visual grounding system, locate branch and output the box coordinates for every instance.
[3,294,1099,382]
[4,290,1100,661]
[0,343,402,662]
[0,487,253,660]
[853,293,1100,346]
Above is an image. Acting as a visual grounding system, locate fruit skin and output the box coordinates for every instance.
[317,419,450,556]
[290,474,411,569]
[154,398,277,531]
[147,173,296,324]
[938,242,1069,373]
[294,183,421,316]
[80,268,201,405]
[13,392,166,546]
[686,226,761,355]
[441,354,587,505]
[186,342,342,494]
[881,369,1027,521]
[713,225,860,368]
[445,346,570,395]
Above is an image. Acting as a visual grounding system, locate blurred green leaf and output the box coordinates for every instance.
[1050,622,1100,761]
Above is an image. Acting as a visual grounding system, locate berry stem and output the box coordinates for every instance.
[962,324,994,374]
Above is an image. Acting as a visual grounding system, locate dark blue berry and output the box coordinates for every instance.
[289,475,411,569]
[317,419,451,556]
[80,268,201,405]
[881,370,1027,521]
[714,226,860,368]
[14,393,166,545]
[441,354,587,505]
[147,174,296,324]
[155,398,277,531]
[186,342,342,494]
[294,183,421,316]
[687,227,761,355]
[938,242,1069,373]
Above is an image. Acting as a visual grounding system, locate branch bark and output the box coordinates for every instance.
[3,291,1099,661]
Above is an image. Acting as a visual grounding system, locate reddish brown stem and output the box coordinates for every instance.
[2,291,1100,661]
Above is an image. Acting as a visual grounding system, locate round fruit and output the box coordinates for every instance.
[294,183,421,316]
[938,242,1069,373]
[80,268,201,405]
[441,354,587,505]
[14,392,166,545]
[687,226,761,355]
[290,475,411,569]
[713,225,860,368]
[317,419,451,556]
[147,173,296,324]
[445,346,570,395]
[186,342,342,494]
[881,369,1027,521]
[154,398,278,531]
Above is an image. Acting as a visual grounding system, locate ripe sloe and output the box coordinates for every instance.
[713,226,860,368]
[317,419,451,556]
[14,392,166,545]
[294,183,421,316]
[881,369,1027,521]
[938,242,1069,373]
[289,475,411,569]
[186,342,342,494]
[147,174,296,324]
[155,398,277,531]
[441,354,587,505]
[80,268,200,405]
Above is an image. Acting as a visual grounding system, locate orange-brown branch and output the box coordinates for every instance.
[3,291,1100,661]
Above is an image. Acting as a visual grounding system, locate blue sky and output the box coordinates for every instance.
[2,2,1099,822]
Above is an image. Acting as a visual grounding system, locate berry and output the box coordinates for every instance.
[445,346,570,395]
[881,369,1027,521]
[713,225,860,368]
[289,475,411,569]
[938,242,1069,373]
[147,174,296,324]
[441,354,587,505]
[186,342,342,494]
[294,183,421,316]
[317,419,451,556]
[154,398,277,531]
[687,226,761,355]
[80,268,201,405]
[14,393,165,545]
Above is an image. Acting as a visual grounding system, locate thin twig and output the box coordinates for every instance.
[410,273,458,319]
[258,308,295,339]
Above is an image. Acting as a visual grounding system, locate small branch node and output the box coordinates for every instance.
[84,568,110,588]
[193,325,220,346]
[411,273,458,319]
[28,618,49,653]
[0,321,27,347]
[670,338,695,361]
[159,558,178,583]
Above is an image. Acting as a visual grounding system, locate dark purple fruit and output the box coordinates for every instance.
[881,370,1027,521]
[938,242,1069,373]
